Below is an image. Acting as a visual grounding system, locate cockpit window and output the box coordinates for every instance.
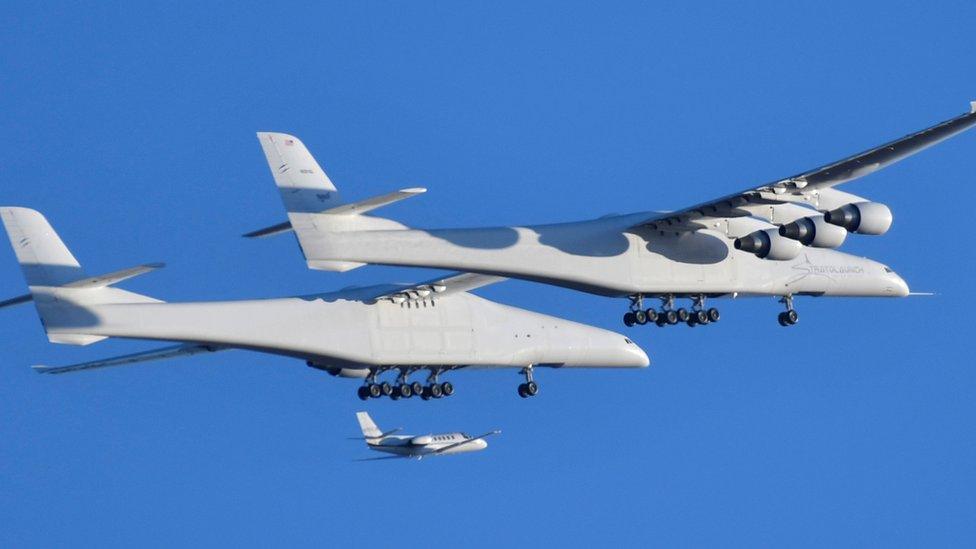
[624,338,634,345]
[883,266,894,273]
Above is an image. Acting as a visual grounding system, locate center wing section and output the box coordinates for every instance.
[638,102,976,235]
[368,272,507,304]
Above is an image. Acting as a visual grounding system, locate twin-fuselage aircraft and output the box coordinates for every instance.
[3,101,974,404]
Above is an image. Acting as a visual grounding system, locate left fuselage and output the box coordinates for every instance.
[369,432,487,457]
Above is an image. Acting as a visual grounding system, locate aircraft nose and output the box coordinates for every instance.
[887,270,910,297]
[594,332,650,367]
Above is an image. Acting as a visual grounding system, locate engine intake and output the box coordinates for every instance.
[823,202,892,235]
[778,216,848,248]
[733,229,802,260]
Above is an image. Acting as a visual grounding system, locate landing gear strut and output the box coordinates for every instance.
[517,366,539,398]
[777,295,799,327]
[623,294,657,327]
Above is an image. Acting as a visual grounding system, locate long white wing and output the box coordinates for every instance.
[433,430,501,454]
[32,343,224,374]
[640,102,976,232]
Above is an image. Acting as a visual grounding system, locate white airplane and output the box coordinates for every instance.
[354,411,499,461]
[0,208,648,399]
[247,103,976,328]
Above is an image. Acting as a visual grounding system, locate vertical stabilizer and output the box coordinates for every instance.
[1,207,86,286]
[356,411,383,439]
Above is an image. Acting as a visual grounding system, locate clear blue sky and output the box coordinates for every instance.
[1,2,974,547]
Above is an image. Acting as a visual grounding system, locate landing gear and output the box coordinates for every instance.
[357,385,370,401]
[686,294,720,327]
[777,295,799,326]
[356,367,459,402]
[517,366,539,398]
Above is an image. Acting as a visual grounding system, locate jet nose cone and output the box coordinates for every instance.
[598,333,650,367]
[887,271,910,297]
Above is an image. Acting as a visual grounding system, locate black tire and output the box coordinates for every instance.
[786,309,799,325]
[430,383,443,398]
[517,383,528,398]
[778,312,789,326]
[411,381,423,396]
[655,316,667,327]
[440,381,454,396]
[368,384,382,398]
[634,310,648,325]
[380,382,393,396]
[707,307,720,322]
[623,312,636,327]
[525,381,539,396]
[645,309,658,323]
[420,389,431,401]
[676,308,690,322]
[399,384,413,398]
[390,390,400,400]
[686,318,697,327]
[357,386,370,400]
[665,310,679,325]
[694,310,708,324]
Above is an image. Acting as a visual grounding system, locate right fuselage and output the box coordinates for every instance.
[298,212,910,299]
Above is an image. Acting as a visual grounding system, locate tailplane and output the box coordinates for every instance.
[251,132,420,272]
[1,207,162,345]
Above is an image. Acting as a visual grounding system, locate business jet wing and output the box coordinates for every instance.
[32,343,224,374]
[639,102,976,233]
[355,455,410,462]
[433,430,501,454]
[369,272,506,304]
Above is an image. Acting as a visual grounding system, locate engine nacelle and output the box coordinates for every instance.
[733,228,802,260]
[823,202,892,235]
[778,216,848,248]
[306,362,370,379]
[410,435,433,445]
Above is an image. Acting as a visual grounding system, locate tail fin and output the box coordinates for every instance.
[356,411,383,439]
[255,132,416,272]
[1,207,161,345]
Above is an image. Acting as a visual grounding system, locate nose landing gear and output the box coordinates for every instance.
[777,295,799,326]
[517,366,539,398]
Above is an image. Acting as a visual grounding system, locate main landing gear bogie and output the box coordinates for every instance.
[625,294,720,329]
[357,368,456,401]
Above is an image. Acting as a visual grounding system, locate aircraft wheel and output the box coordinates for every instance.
[623,312,636,327]
[399,383,413,398]
[440,381,454,396]
[357,386,370,401]
[411,381,423,396]
[694,310,708,325]
[390,390,400,400]
[368,383,382,398]
[785,309,799,325]
[380,382,393,396]
[634,310,648,325]
[645,309,658,323]
[420,389,431,401]
[525,381,539,397]
[687,317,697,327]
[777,312,792,327]
[517,383,529,398]
[665,310,679,325]
[707,308,720,323]
[676,308,690,322]
[655,316,667,327]
[430,383,443,398]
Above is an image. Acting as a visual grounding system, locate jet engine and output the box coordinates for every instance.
[410,435,433,445]
[734,228,802,260]
[306,362,370,378]
[823,202,892,235]
[778,216,848,248]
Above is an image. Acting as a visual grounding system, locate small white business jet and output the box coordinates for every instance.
[354,411,498,461]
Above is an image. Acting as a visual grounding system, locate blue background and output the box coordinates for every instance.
[1,2,974,546]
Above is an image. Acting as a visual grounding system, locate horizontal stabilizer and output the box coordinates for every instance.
[33,343,223,374]
[63,263,165,289]
[243,221,293,238]
[243,188,425,238]
[0,293,32,309]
